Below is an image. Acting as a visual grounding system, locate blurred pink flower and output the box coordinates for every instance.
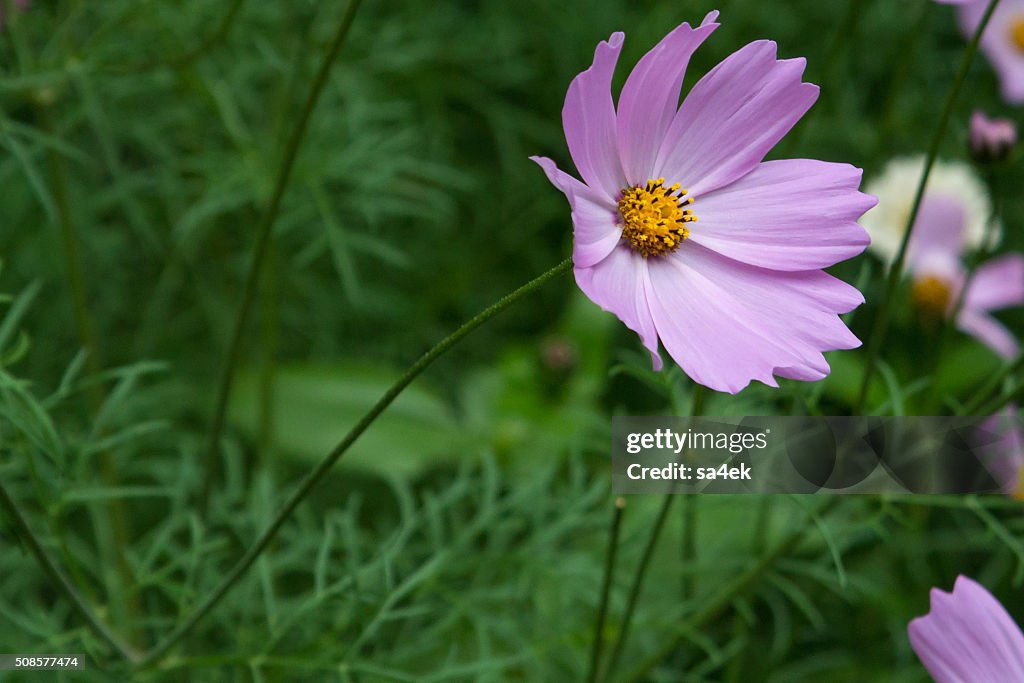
[970,110,1018,162]
[978,407,1024,496]
[906,194,1024,358]
[909,575,1024,682]
[530,12,874,393]
[953,0,1024,103]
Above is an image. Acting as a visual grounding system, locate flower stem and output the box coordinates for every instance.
[38,92,142,640]
[855,0,1001,414]
[199,0,364,512]
[587,497,626,683]
[136,257,572,668]
[602,385,705,682]
[119,0,245,72]
[621,498,841,683]
[0,481,141,664]
[959,354,1024,415]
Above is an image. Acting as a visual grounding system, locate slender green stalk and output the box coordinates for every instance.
[960,354,1024,415]
[587,497,626,683]
[621,498,842,683]
[161,0,248,70]
[602,385,705,681]
[976,377,1024,417]
[0,481,141,663]
[136,258,572,668]
[200,0,365,510]
[602,494,674,682]
[855,0,1002,413]
[257,241,281,466]
[681,496,697,601]
[39,101,141,638]
[751,496,774,555]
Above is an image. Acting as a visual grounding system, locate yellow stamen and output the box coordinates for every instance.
[1011,17,1024,53]
[911,275,952,317]
[617,178,695,257]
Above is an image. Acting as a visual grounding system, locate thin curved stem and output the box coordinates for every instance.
[602,384,705,682]
[137,258,572,668]
[960,354,1024,415]
[602,492,674,682]
[0,481,141,664]
[855,0,1001,413]
[620,497,841,683]
[166,0,247,69]
[587,497,626,683]
[199,0,364,511]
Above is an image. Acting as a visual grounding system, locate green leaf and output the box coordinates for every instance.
[229,362,461,478]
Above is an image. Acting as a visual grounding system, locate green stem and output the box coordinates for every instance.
[681,496,697,602]
[587,497,626,683]
[39,95,141,640]
[976,378,1024,417]
[855,0,1001,413]
[199,0,364,511]
[602,385,705,682]
[960,354,1024,415]
[0,481,141,663]
[136,258,572,668]
[161,0,247,70]
[621,498,841,683]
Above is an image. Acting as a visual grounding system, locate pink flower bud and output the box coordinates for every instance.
[970,110,1018,163]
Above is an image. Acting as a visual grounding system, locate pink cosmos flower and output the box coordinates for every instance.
[904,194,1024,358]
[909,575,1024,682]
[951,0,1024,103]
[530,12,875,394]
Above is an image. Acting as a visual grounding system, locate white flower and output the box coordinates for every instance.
[861,156,996,263]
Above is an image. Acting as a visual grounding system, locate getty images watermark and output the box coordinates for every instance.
[613,416,1022,495]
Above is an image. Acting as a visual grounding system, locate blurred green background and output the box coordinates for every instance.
[1,0,1023,680]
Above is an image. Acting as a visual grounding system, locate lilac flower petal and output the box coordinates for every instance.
[958,0,1024,104]
[907,194,968,271]
[574,245,663,370]
[562,32,627,200]
[689,159,874,271]
[909,575,1024,683]
[530,156,622,268]
[958,309,1021,359]
[978,407,1024,495]
[644,243,861,393]
[964,253,1024,312]
[654,40,819,197]
[615,13,719,186]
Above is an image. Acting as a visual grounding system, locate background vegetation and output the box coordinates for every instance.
[0,0,1022,680]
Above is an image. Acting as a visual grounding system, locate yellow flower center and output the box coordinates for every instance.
[911,275,952,317]
[1011,17,1024,53]
[617,178,696,257]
